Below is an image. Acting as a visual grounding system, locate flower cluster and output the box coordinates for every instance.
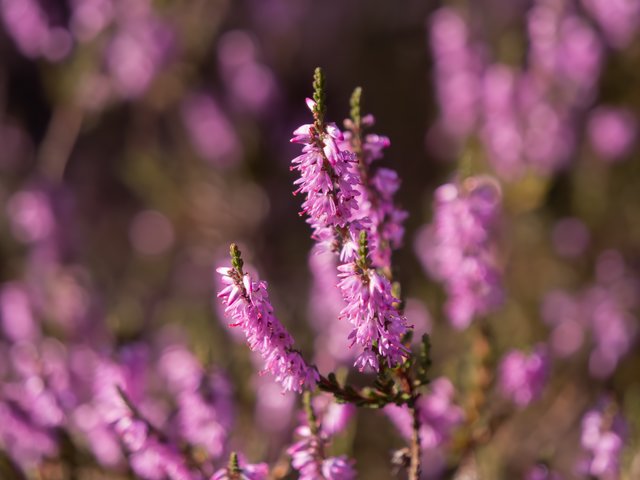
[429,7,483,141]
[498,345,549,407]
[0,293,233,480]
[337,237,409,371]
[580,398,627,479]
[542,250,638,378]
[416,176,503,329]
[341,96,408,269]
[427,1,630,178]
[0,0,173,100]
[1,188,235,480]
[1,3,639,471]
[159,345,233,459]
[288,426,356,480]
[93,360,195,480]
[287,393,356,480]
[587,107,637,162]
[580,0,640,49]
[217,245,319,393]
[290,99,361,254]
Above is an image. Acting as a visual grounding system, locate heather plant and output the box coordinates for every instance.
[1,1,640,479]
[216,69,432,478]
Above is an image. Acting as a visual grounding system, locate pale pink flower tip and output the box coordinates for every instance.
[217,267,318,393]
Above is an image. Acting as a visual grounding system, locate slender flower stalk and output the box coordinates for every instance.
[290,69,362,256]
[342,87,408,272]
[287,391,356,480]
[337,232,409,371]
[216,244,319,393]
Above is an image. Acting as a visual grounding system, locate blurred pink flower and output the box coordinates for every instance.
[182,94,242,168]
[588,107,637,162]
[498,345,549,407]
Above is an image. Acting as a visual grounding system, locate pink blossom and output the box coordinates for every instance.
[416,176,503,329]
[290,99,362,254]
[579,398,626,479]
[588,107,637,162]
[287,418,356,479]
[217,265,318,393]
[337,260,409,371]
[498,346,549,407]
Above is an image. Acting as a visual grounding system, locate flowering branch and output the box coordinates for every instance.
[216,71,438,480]
[217,244,319,393]
[344,86,407,273]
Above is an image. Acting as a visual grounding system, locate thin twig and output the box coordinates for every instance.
[408,402,422,480]
[397,367,421,480]
[38,106,84,183]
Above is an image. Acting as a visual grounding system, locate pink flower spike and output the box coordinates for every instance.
[216,247,318,393]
